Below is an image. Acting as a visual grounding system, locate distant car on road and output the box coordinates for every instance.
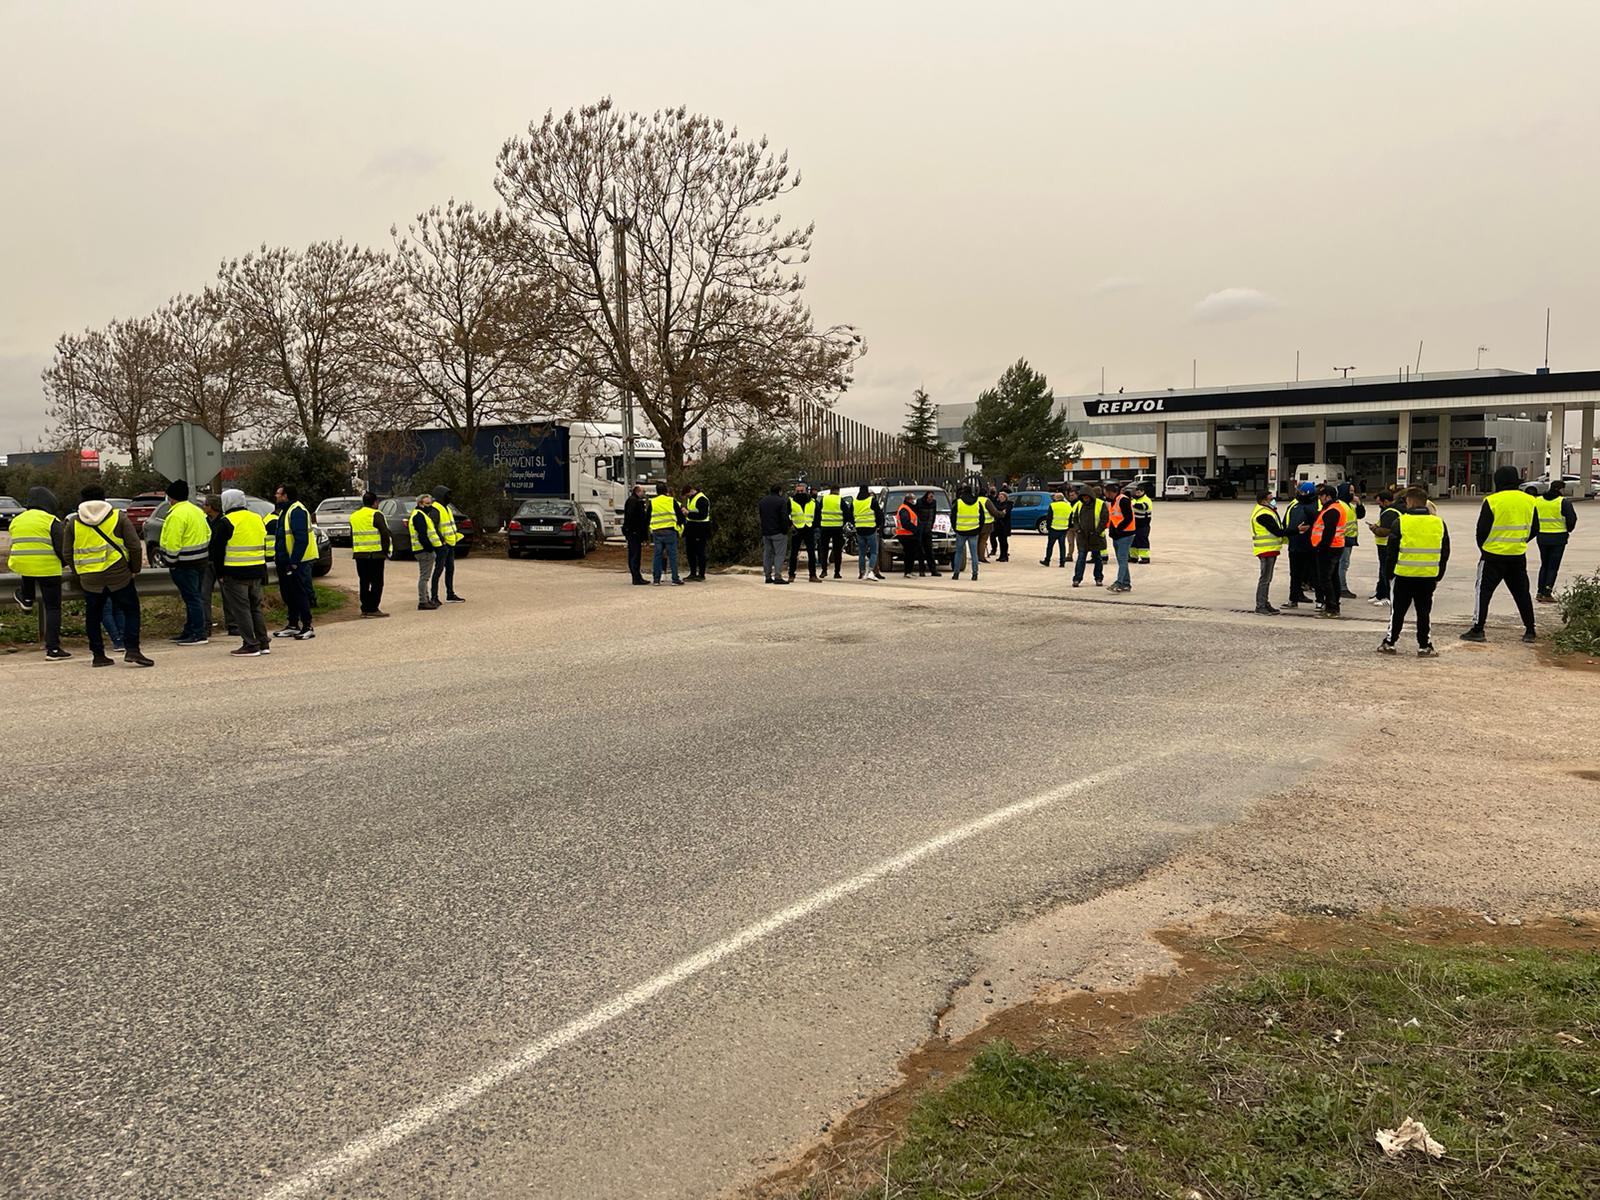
[1163,475,1211,500]
[0,495,22,529]
[313,495,365,546]
[506,497,598,558]
[377,496,476,561]
[126,492,167,533]
[144,495,332,576]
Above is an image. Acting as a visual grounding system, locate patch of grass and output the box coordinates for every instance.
[1,580,349,648]
[848,937,1600,1198]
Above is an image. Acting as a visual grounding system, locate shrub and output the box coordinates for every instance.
[238,438,353,508]
[404,448,513,533]
[1552,571,1600,655]
[680,433,805,566]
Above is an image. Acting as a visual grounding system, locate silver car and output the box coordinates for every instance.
[313,495,365,546]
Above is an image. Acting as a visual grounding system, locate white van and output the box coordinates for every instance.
[1293,463,1346,486]
[1163,475,1210,500]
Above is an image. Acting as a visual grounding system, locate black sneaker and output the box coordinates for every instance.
[445,595,465,603]
[418,602,435,610]
[294,628,316,640]
[91,654,115,667]
[1377,641,1397,654]
[230,646,262,657]
[1418,645,1439,657]
[124,652,155,667]
[1282,601,1300,610]
[44,648,72,662]
[271,628,298,639]
[1521,631,1539,644]
[14,590,34,613]
[1459,628,1487,642]
[175,636,210,646]
[1254,605,1278,615]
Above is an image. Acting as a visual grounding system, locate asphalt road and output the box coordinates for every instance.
[3,503,1594,1198]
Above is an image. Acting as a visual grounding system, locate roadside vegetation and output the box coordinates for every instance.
[1,584,347,649]
[822,923,1599,1199]
[1552,571,1600,656]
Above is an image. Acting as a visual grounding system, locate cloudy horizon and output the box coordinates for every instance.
[3,0,1597,452]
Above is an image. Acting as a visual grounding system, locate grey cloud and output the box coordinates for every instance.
[362,145,444,183]
[1193,288,1283,323]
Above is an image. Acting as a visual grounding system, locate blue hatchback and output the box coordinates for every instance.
[1006,490,1054,534]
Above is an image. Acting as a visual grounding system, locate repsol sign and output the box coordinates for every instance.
[1094,398,1167,415]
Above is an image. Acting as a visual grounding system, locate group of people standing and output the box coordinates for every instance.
[1037,480,1153,593]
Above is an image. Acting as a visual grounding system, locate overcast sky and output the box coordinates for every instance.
[3,0,1598,451]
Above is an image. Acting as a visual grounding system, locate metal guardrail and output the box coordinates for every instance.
[2,569,185,647]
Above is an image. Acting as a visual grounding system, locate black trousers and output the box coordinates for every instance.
[355,556,385,613]
[787,528,816,577]
[1536,536,1567,597]
[1472,553,1536,633]
[1288,549,1315,601]
[816,527,845,576]
[989,526,1010,560]
[18,576,63,653]
[685,525,709,578]
[918,533,940,573]
[898,534,923,574]
[1387,577,1437,647]
[1314,550,1342,613]
[626,536,645,582]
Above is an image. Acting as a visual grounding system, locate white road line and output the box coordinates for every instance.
[261,761,1140,1198]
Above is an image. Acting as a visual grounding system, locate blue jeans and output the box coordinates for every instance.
[171,565,206,639]
[952,532,979,577]
[652,530,680,582]
[1043,529,1069,565]
[1111,535,1133,589]
[1338,543,1354,593]
[1073,543,1104,584]
[99,598,125,649]
[856,530,879,576]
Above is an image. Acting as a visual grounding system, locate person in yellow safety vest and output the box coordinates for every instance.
[815,488,847,580]
[270,484,318,640]
[426,484,466,606]
[1070,482,1108,588]
[681,484,712,582]
[787,482,819,582]
[348,490,393,617]
[68,484,153,667]
[1248,492,1289,615]
[950,484,984,582]
[210,488,272,656]
[1533,479,1578,603]
[1129,483,1154,564]
[7,486,71,661]
[1377,486,1450,657]
[1365,491,1396,607]
[409,492,445,610]
[977,487,995,564]
[848,484,885,581]
[1460,465,1539,643]
[159,478,215,645]
[1040,491,1072,569]
[1334,482,1366,601]
[648,488,686,584]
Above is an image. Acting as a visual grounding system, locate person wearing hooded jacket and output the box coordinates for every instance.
[427,485,465,605]
[210,489,272,656]
[1460,464,1539,643]
[1335,481,1366,600]
[8,486,71,660]
[1282,482,1319,608]
[67,484,152,667]
[1533,479,1578,603]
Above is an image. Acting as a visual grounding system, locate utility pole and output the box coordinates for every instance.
[1476,344,1489,370]
[605,192,636,488]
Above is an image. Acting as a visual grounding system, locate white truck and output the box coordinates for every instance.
[1291,462,1346,487]
[562,421,669,539]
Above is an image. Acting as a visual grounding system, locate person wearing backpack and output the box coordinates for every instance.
[67,484,152,667]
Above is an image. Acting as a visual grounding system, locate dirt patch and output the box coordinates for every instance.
[744,910,1599,1200]
[1537,643,1600,672]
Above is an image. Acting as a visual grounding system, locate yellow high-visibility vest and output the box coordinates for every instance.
[954,499,982,533]
[790,497,814,529]
[1483,490,1535,555]
[280,501,320,562]
[1393,512,1445,578]
[428,501,460,547]
[71,511,126,576]
[409,508,442,552]
[819,493,844,528]
[6,508,62,577]
[1048,501,1072,530]
[684,492,710,524]
[349,506,383,553]
[850,496,877,527]
[1250,504,1285,556]
[649,494,678,532]
[223,509,268,569]
[1534,495,1567,535]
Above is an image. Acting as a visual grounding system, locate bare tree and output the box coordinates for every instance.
[221,240,389,444]
[43,318,170,467]
[157,287,261,444]
[495,98,864,478]
[382,200,558,448]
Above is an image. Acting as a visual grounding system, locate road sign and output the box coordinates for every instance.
[152,422,223,487]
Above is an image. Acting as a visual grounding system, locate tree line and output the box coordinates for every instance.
[41,98,866,481]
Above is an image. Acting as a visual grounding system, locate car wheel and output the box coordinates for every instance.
[575,538,588,559]
[1036,518,1048,534]
[455,545,471,560]
[508,546,520,559]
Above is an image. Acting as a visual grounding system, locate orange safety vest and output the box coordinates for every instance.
[894,502,917,537]
[1309,504,1346,549]
[1108,494,1135,533]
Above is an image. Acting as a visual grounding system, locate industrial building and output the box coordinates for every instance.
[940,368,1599,497]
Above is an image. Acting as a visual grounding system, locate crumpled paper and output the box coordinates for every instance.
[1375,1117,1446,1159]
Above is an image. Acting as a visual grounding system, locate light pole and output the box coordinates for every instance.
[1476,344,1489,370]
[605,193,636,488]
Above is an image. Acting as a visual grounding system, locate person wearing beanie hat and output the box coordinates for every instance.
[159,478,213,645]
[1282,482,1319,608]
[1460,464,1539,644]
[209,489,270,656]
[7,486,72,660]
[426,485,465,604]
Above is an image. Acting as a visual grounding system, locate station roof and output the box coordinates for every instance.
[1085,369,1600,425]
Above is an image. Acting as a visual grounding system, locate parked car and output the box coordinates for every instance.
[313,495,365,546]
[1163,475,1211,500]
[1126,473,1160,497]
[841,485,955,566]
[1007,489,1054,534]
[377,496,476,560]
[0,495,22,529]
[1200,476,1239,500]
[144,495,333,577]
[506,497,598,558]
[126,492,167,533]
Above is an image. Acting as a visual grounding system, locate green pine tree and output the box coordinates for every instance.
[900,388,947,456]
[962,359,1078,481]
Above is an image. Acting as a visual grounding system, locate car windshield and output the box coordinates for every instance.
[516,499,573,517]
[0,496,18,506]
[316,498,361,514]
[108,499,130,509]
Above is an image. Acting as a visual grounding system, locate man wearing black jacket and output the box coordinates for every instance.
[988,490,1013,562]
[1310,485,1345,617]
[1249,493,1286,615]
[916,491,941,577]
[758,483,791,584]
[1534,479,1578,602]
[1282,483,1318,608]
[1378,487,1450,656]
[682,484,711,581]
[1460,465,1539,643]
[787,483,819,582]
[621,484,649,585]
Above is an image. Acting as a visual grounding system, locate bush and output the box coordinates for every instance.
[238,438,353,507]
[680,433,805,566]
[404,448,513,533]
[1552,571,1600,655]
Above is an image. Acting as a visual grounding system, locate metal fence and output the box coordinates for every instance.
[791,399,960,490]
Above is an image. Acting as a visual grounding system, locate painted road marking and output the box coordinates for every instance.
[261,761,1141,1198]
